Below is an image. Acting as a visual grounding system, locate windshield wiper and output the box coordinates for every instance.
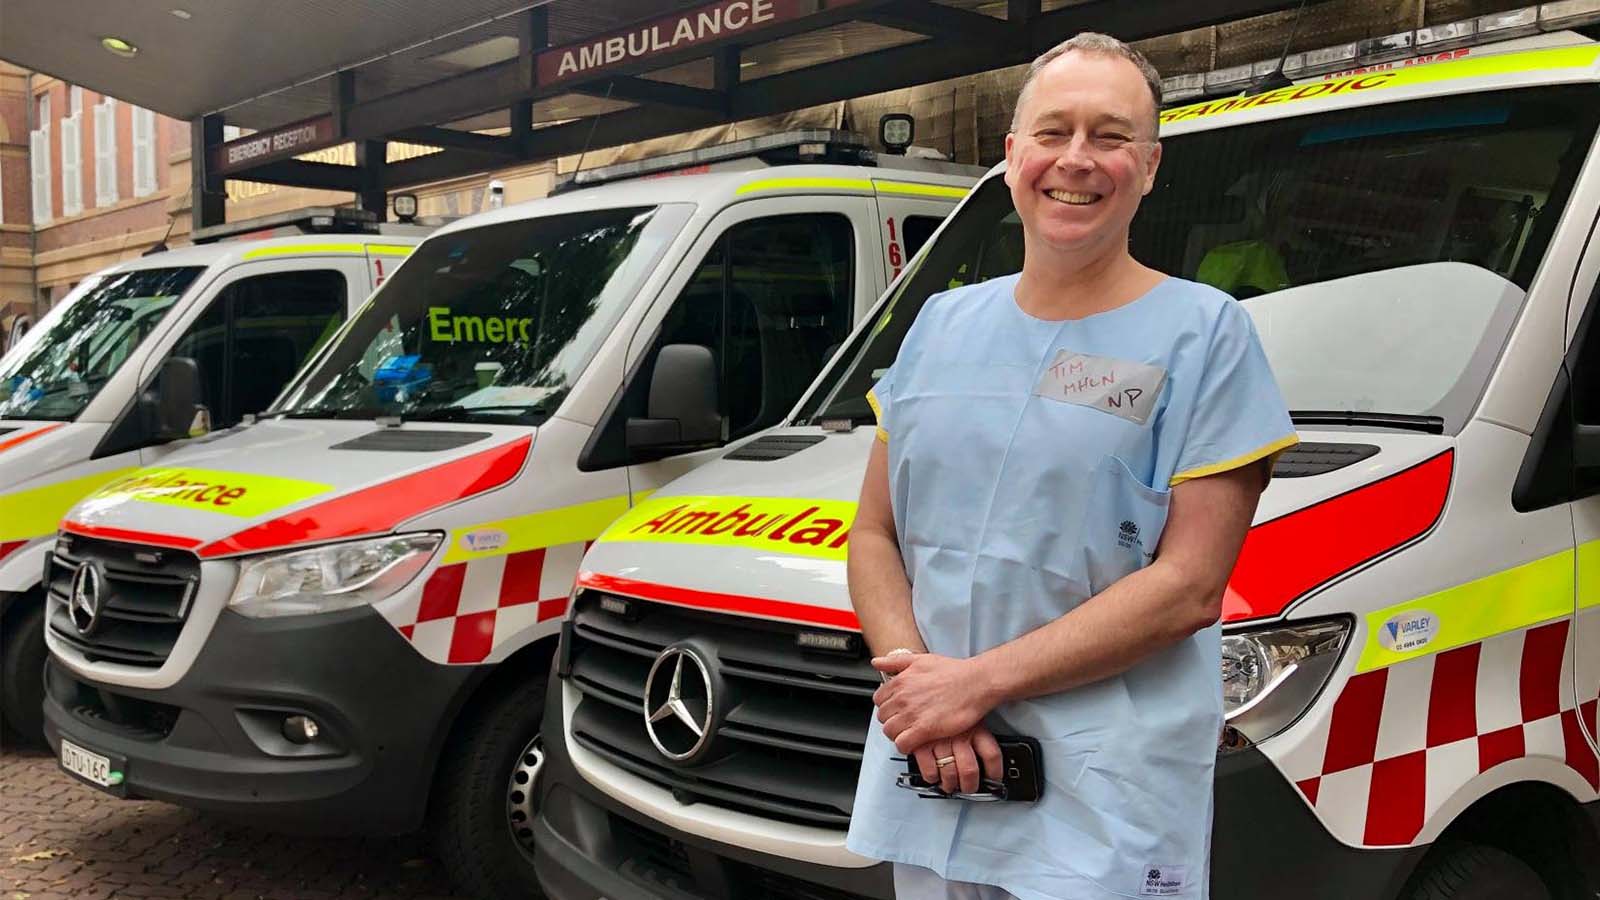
[1289,410,1445,434]
[407,405,538,423]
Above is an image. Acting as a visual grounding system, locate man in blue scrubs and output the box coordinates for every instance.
[845,33,1297,900]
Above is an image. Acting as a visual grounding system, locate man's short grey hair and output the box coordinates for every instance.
[1011,32,1164,137]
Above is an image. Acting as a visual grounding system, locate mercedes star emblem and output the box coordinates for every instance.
[70,563,105,636]
[643,644,716,763]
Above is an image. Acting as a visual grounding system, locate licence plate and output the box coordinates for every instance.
[60,738,120,791]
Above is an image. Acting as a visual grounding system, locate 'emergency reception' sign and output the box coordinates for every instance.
[536,0,850,86]
[211,115,338,175]
[598,494,856,561]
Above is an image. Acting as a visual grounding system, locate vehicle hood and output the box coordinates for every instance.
[0,420,117,546]
[581,426,1457,628]
[63,418,533,558]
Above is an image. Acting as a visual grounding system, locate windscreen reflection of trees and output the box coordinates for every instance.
[486,218,641,394]
[299,209,655,418]
[0,268,201,420]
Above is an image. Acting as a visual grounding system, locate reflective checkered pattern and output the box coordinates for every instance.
[387,541,590,665]
[1270,620,1600,847]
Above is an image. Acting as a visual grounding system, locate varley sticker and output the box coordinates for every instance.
[1378,609,1439,653]
[1141,864,1187,896]
[460,529,509,553]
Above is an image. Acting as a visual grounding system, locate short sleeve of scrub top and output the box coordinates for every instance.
[1161,298,1299,486]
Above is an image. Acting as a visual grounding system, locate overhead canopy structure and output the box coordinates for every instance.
[2,0,1325,228]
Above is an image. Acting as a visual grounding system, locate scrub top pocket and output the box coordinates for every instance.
[1079,454,1170,595]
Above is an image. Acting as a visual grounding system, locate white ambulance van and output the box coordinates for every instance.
[38,132,980,900]
[1,211,425,746]
[541,45,1600,900]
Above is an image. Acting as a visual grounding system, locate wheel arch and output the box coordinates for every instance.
[1406,781,1600,899]
[420,634,561,809]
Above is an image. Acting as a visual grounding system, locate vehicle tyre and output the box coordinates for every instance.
[0,599,48,748]
[431,672,548,900]
[1405,842,1550,900]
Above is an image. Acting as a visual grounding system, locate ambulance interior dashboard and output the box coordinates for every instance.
[803,85,1597,438]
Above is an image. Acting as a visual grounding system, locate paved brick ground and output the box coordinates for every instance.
[0,743,469,900]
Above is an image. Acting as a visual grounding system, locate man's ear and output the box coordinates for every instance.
[1003,131,1019,188]
[1142,141,1163,195]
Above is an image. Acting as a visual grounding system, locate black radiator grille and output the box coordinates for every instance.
[565,591,875,828]
[46,533,199,667]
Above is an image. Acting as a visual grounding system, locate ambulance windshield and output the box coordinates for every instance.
[275,204,691,424]
[0,267,204,421]
[805,85,1597,434]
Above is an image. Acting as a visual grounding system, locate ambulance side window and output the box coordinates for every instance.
[582,214,855,470]
[902,215,940,260]
[652,213,854,439]
[168,270,347,429]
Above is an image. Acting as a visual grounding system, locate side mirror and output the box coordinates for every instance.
[626,344,721,455]
[142,357,206,441]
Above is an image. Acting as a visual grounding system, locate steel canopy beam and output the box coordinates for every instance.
[234,159,363,191]
[381,149,503,189]
[572,76,729,114]
[861,0,1014,45]
[391,126,520,157]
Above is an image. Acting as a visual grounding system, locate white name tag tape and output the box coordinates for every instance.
[1034,349,1166,425]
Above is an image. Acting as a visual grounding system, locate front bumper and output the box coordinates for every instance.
[533,674,895,900]
[534,673,1426,900]
[43,605,482,835]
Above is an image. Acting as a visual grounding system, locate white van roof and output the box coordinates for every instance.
[103,233,424,275]
[430,162,983,239]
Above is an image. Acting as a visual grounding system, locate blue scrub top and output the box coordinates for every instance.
[847,273,1296,900]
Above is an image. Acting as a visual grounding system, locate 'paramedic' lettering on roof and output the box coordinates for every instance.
[597,494,857,561]
[85,468,334,519]
[1160,74,1396,124]
[536,0,815,84]
[1160,45,1600,126]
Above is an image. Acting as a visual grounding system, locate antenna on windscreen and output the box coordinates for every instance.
[1247,0,1311,95]
[571,80,617,180]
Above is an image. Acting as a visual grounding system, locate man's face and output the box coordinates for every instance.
[1004,52,1162,256]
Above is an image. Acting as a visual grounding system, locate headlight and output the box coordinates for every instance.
[229,533,441,618]
[1220,618,1350,753]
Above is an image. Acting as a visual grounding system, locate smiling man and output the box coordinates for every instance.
[844,33,1298,900]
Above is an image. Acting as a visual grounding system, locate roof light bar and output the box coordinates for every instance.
[1161,2,1600,105]
[555,129,870,194]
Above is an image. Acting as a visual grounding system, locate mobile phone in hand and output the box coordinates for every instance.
[901,735,1043,802]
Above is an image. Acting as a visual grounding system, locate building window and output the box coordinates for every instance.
[133,107,157,197]
[61,90,83,217]
[30,93,51,224]
[95,97,118,207]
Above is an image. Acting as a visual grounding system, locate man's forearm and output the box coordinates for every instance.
[971,557,1221,704]
[847,527,927,657]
